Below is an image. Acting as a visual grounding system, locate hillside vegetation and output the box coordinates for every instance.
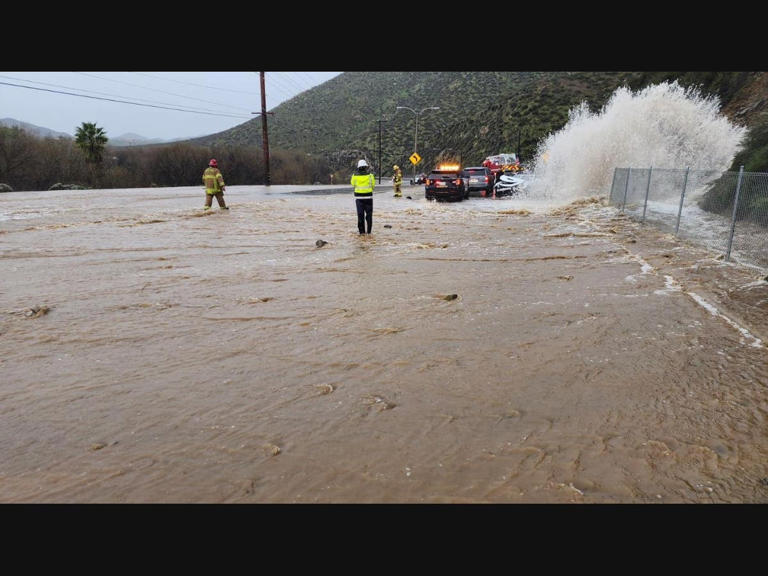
[4,72,766,192]
[192,71,768,176]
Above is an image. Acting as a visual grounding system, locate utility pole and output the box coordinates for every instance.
[260,71,271,186]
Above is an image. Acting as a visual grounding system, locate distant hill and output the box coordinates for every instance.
[1,120,186,148]
[188,71,768,174]
[0,118,72,140]
[109,132,167,147]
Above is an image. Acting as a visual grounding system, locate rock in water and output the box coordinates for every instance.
[316,240,328,247]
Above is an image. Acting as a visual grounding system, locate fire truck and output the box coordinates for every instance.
[481,153,521,182]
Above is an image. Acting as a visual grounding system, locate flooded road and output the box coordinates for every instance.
[1,184,767,503]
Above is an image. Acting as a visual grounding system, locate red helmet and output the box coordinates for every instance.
[209,159,218,167]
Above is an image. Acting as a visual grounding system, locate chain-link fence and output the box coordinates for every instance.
[609,167,768,269]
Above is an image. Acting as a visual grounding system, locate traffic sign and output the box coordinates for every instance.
[409,152,422,165]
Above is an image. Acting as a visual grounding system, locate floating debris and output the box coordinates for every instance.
[363,395,397,412]
[383,224,392,228]
[25,305,50,318]
[90,442,107,451]
[315,383,335,395]
[437,294,459,301]
[406,196,412,199]
[316,239,328,247]
[557,275,574,281]
[372,326,405,335]
[264,443,281,456]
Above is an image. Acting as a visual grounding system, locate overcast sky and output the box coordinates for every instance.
[0,72,342,141]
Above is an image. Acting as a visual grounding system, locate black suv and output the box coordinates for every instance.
[424,166,468,201]
[461,166,495,197]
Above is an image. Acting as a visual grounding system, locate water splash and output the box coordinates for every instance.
[528,81,748,201]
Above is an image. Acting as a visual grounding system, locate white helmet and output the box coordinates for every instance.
[357,159,368,168]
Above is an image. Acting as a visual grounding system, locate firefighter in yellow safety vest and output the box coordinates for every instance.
[202,158,229,210]
[350,159,375,234]
[393,164,402,197]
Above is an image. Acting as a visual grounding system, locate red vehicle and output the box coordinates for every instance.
[482,153,520,182]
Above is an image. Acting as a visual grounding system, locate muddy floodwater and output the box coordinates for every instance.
[1,183,767,503]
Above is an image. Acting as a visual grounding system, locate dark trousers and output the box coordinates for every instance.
[355,197,373,234]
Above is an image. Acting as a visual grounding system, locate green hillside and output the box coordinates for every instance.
[191,71,768,176]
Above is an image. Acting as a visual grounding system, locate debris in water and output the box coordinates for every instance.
[264,443,281,456]
[363,395,397,412]
[557,275,574,281]
[437,294,459,301]
[384,224,392,228]
[372,326,405,335]
[90,442,107,451]
[406,196,412,199]
[498,209,531,215]
[316,239,328,247]
[315,383,335,395]
[25,305,50,318]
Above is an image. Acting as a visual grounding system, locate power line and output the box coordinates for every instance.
[132,72,261,96]
[0,81,252,119]
[281,72,313,94]
[272,72,314,97]
[0,74,244,117]
[262,73,302,104]
[75,72,253,113]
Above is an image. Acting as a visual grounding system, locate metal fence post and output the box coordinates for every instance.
[609,168,618,204]
[621,168,631,212]
[725,165,745,262]
[642,166,652,222]
[675,167,689,236]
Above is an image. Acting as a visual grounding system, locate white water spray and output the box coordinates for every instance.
[528,81,748,202]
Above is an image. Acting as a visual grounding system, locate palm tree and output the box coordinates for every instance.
[75,122,108,164]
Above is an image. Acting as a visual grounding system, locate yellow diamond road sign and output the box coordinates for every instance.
[409,152,422,165]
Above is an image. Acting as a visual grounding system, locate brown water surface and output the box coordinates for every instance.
[1,185,766,502]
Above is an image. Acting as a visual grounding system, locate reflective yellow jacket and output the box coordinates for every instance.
[203,167,225,194]
[350,172,375,197]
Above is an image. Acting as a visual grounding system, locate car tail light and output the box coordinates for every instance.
[454,179,462,185]
[484,176,489,182]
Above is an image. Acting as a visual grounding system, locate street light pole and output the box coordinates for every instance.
[396,105,439,182]
[377,116,388,185]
